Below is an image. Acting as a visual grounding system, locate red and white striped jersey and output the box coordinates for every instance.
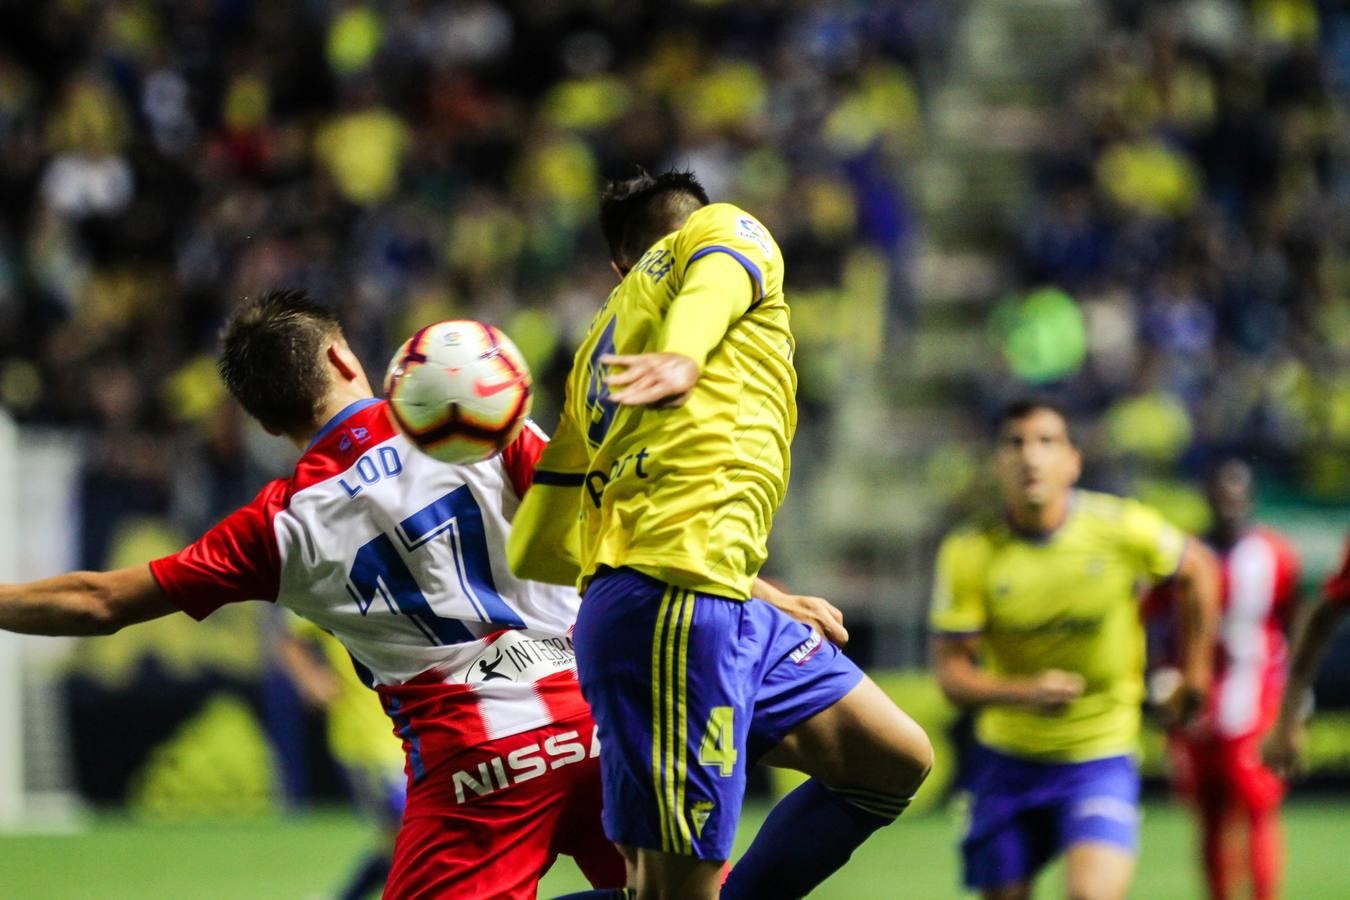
[1322,531,1350,609]
[149,399,589,782]
[1148,527,1300,740]
[1210,528,1300,738]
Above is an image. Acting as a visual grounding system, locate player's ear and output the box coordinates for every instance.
[1068,445,1083,484]
[327,339,362,383]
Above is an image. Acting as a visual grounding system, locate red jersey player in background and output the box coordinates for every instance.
[1265,532,1350,775]
[0,291,628,899]
[1146,460,1299,900]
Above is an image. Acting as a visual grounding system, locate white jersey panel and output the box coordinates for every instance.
[271,432,581,686]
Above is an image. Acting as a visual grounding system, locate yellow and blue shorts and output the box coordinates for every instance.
[573,566,863,860]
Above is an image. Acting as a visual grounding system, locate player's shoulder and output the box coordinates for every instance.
[938,513,1004,560]
[289,399,399,496]
[679,202,775,247]
[1073,489,1159,529]
[1248,524,1300,566]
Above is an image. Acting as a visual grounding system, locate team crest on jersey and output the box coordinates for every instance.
[736,216,773,260]
[690,800,716,838]
[339,434,352,452]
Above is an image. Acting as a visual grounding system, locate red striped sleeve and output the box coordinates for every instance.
[498,418,549,499]
[148,479,287,620]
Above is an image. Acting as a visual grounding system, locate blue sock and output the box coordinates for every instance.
[721,778,907,899]
[336,850,391,900]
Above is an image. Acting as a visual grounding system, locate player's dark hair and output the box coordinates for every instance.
[218,289,343,435]
[997,397,1075,444]
[600,167,710,271]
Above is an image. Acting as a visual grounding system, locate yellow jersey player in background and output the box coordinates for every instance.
[930,399,1220,900]
[277,617,406,900]
[509,169,933,900]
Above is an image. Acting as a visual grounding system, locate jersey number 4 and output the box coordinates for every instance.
[346,484,525,645]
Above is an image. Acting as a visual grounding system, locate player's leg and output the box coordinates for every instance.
[1197,791,1241,900]
[1057,755,1141,900]
[1247,802,1281,900]
[571,570,750,900]
[384,721,589,900]
[754,675,931,802]
[719,601,931,898]
[551,728,633,892]
[1178,735,1238,900]
[1233,734,1285,900]
[1063,842,1134,900]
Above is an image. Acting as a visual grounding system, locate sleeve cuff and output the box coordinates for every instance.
[686,246,765,300]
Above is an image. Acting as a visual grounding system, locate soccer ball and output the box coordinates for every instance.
[383,320,533,464]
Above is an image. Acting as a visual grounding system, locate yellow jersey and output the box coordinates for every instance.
[509,202,795,600]
[288,618,406,773]
[930,490,1187,762]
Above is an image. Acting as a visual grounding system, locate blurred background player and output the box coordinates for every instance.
[1266,532,1350,781]
[510,169,933,900]
[1146,459,1299,900]
[277,618,406,900]
[930,399,1221,900]
[0,291,625,899]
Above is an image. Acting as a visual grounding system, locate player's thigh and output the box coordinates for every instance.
[554,751,629,889]
[386,810,554,900]
[758,674,932,794]
[1064,841,1134,900]
[576,572,753,863]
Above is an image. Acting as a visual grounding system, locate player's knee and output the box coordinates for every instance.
[880,718,933,796]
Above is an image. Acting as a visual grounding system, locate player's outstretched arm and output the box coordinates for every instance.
[1168,539,1222,724]
[1265,599,1347,777]
[0,566,177,636]
[603,251,755,407]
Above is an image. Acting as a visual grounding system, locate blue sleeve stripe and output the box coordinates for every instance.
[533,469,586,487]
[686,245,765,300]
[384,696,426,784]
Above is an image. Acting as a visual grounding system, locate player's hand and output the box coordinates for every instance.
[602,352,699,407]
[1025,669,1085,713]
[1263,722,1305,780]
[1168,681,1208,730]
[296,670,342,709]
[757,585,848,648]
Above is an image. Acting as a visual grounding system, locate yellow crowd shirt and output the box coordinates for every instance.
[508,202,795,600]
[930,490,1187,762]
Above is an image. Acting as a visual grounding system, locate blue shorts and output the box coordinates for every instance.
[962,744,1140,890]
[573,566,864,860]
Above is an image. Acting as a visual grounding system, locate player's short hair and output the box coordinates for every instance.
[218,289,343,435]
[600,167,710,271]
[997,397,1075,444]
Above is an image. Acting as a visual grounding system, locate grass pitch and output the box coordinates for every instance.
[0,798,1346,898]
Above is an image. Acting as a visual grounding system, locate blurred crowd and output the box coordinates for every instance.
[0,0,1344,575]
[0,0,944,568]
[1000,0,1349,514]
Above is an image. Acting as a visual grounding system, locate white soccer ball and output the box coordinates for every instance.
[384,320,533,464]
